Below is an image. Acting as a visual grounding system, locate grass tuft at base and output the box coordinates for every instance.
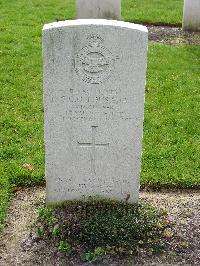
[35,197,168,262]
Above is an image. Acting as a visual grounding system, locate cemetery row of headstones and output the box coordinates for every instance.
[77,0,200,32]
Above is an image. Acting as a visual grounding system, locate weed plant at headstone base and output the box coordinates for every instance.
[35,198,168,262]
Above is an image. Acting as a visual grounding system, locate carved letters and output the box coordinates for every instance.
[65,88,133,121]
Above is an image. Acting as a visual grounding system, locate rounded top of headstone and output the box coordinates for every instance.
[43,19,148,33]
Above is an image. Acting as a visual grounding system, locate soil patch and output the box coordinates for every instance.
[0,187,200,265]
[147,25,200,45]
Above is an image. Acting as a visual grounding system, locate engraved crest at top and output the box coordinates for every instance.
[74,35,119,84]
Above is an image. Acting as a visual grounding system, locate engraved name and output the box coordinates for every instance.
[64,88,134,121]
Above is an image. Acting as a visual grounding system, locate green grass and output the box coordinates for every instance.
[122,0,183,25]
[0,0,199,230]
[142,44,200,188]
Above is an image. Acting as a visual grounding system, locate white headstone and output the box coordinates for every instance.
[183,0,200,31]
[76,0,121,20]
[43,20,148,205]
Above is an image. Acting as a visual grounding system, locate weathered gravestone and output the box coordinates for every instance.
[183,0,200,32]
[43,20,148,204]
[76,0,121,20]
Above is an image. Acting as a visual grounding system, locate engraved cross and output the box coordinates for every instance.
[78,126,109,175]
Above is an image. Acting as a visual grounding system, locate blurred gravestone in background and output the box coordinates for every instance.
[76,0,121,20]
[183,0,200,32]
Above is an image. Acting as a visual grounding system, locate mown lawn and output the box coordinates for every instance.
[123,0,183,25]
[0,0,199,229]
[143,44,200,188]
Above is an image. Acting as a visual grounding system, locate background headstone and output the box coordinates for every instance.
[43,20,148,204]
[183,0,200,32]
[76,0,121,19]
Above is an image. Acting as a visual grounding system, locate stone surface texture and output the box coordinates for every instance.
[183,0,200,32]
[76,0,121,19]
[43,20,148,204]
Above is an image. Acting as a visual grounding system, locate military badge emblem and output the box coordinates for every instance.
[74,35,119,84]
